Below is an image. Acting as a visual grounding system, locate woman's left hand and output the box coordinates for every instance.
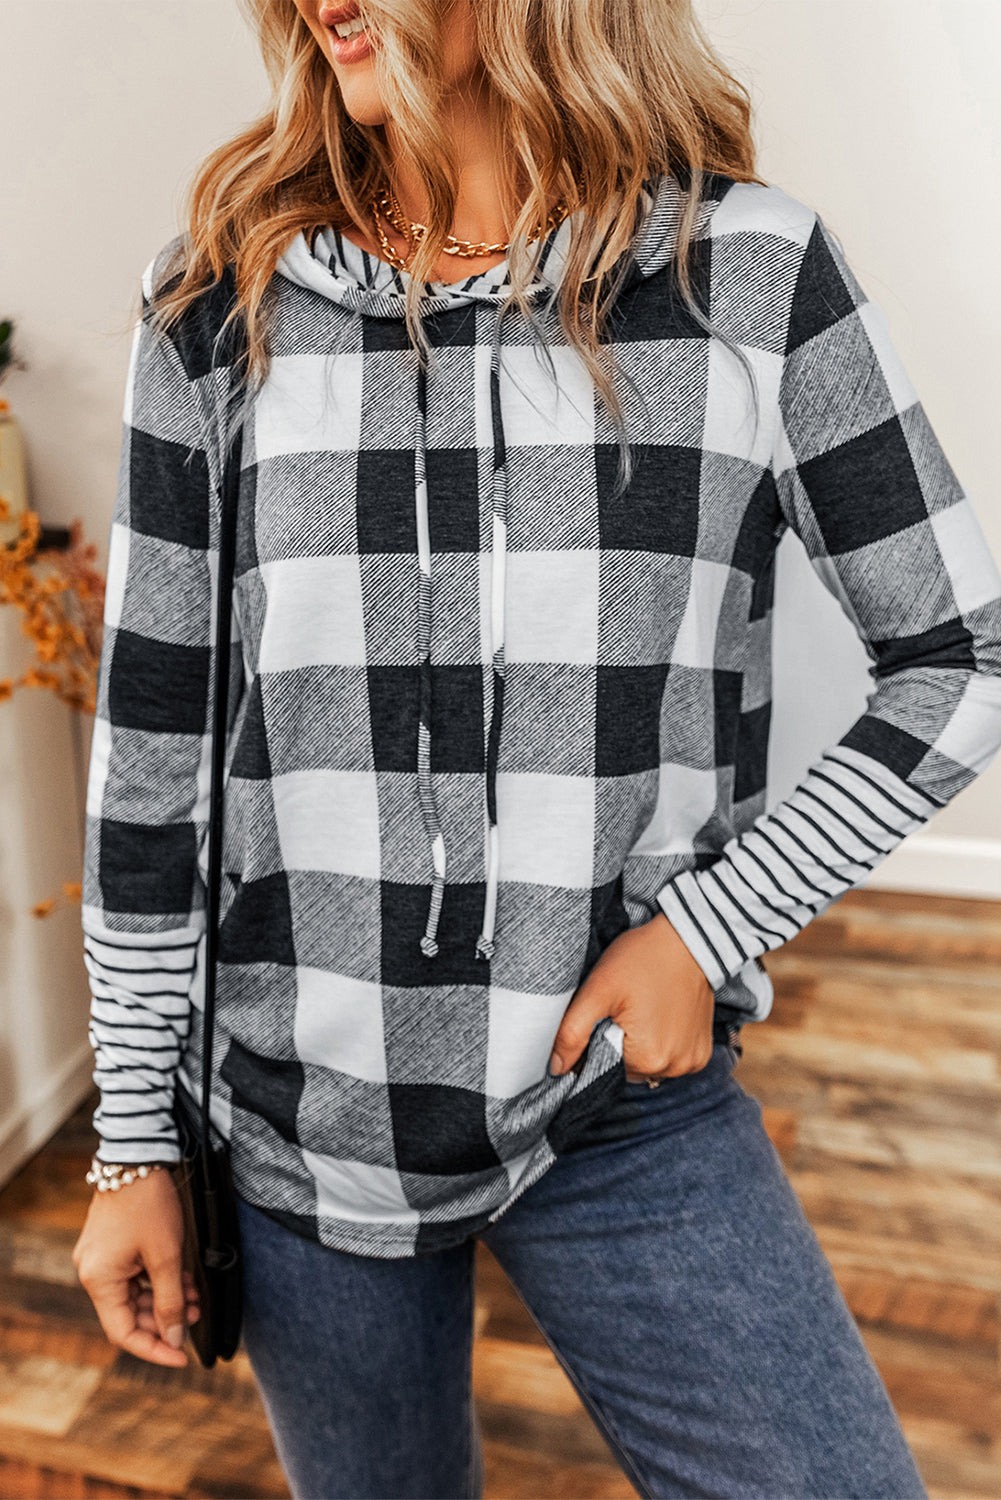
[549,912,715,1083]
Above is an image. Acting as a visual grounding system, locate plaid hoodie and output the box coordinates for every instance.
[82,170,1001,1257]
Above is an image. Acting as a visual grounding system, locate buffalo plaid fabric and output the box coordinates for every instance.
[82,170,1001,1256]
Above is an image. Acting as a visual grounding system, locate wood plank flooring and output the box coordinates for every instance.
[0,888,998,1499]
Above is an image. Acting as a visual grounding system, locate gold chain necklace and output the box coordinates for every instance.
[368,187,569,272]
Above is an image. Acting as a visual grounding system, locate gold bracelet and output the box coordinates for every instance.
[86,1155,170,1192]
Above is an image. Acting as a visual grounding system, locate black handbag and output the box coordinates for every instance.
[168,399,245,1369]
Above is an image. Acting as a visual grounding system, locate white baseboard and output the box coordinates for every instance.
[862,834,1001,901]
[0,1043,96,1190]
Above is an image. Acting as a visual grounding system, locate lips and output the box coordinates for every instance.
[318,3,361,25]
[317,0,376,62]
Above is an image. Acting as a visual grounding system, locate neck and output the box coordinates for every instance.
[385,73,512,244]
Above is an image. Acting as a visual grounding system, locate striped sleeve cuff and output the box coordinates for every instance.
[656,742,941,990]
[83,923,202,1164]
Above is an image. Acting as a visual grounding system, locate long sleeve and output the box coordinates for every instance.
[656,211,1001,990]
[82,257,218,1163]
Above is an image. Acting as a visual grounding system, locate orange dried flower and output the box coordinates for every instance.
[0,504,105,713]
[1,499,107,915]
[30,878,86,918]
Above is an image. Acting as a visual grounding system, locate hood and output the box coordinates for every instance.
[273,174,676,966]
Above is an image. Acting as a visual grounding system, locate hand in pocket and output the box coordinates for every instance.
[550,912,715,1085]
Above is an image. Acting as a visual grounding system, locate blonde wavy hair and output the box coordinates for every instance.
[147,0,765,491]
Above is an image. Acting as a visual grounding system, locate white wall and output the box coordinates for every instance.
[0,1,999,1178]
[697,0,1001,895]
[0,3,267,1182]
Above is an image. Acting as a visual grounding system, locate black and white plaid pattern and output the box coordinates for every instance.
[82,170,1001,1256]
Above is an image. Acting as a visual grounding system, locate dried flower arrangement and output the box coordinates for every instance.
[0,318,27,391]
[0,316,107,919]
[0,321,13,381]
[0,498,106,716]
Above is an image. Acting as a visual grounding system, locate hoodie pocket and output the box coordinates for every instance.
[544,1014,627,1155]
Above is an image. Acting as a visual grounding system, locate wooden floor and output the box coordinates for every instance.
[0,888,998,1499]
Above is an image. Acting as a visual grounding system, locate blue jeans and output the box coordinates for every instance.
[234,1040,927,1499]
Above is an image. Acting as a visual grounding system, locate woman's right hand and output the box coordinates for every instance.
[72,1168,201,1366]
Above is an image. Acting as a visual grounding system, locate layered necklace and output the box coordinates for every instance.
[368,186,569,272]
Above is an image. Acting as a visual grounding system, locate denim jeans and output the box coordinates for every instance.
[234,1038,928,1500]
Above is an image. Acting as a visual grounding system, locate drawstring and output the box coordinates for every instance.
[415,354,448,958]
[417,304,510,962]
[476,308,510,960]
[295,213,577,967]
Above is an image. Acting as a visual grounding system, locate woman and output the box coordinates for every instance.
[73,0,1001,1495]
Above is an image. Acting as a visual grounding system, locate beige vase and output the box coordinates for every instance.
[0,403,29,547]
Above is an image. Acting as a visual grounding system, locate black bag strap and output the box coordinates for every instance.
[199,375,245,1157]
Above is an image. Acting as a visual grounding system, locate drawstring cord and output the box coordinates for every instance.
[475,308,510,961]
[415,354,448,958]
[298,214,579,967]
[416,304,511,963]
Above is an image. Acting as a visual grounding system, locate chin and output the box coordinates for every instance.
[326,56,388,126]
[338,81,392,128]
